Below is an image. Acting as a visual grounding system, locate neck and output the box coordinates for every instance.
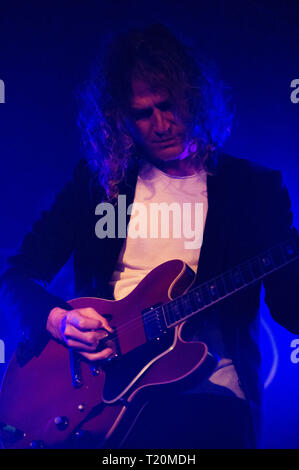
[148,155,201,177]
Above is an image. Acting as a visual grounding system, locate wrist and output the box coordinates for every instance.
[46,307,67,340]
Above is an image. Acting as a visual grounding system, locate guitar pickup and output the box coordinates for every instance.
[142,304,167,342]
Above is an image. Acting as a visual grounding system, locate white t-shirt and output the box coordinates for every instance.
[110,162,208,300]
[109,162,246,400]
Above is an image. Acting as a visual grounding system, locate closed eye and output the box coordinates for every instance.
[131,108,153,120]
[157,100,173,112]
[131,100,173,121]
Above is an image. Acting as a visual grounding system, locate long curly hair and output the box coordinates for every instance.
[77,23,233,201]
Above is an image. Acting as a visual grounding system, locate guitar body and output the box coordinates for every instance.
[0,260,211,449]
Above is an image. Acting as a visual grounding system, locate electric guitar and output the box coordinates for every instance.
[0,234,298,449]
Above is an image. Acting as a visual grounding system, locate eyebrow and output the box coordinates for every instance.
[130,99,171,112]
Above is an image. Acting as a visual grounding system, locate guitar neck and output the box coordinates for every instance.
[150,234,299,332]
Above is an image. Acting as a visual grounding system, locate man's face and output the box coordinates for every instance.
[127,78,190,162]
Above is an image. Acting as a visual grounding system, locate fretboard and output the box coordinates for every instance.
[143,234,299,339]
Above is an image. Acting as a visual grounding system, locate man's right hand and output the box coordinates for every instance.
[46,307,114,361]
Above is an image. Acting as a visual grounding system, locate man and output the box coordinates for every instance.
[0,23,298,449]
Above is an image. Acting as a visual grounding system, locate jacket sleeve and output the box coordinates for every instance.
[0,159,90,361]
[262,170,299,334]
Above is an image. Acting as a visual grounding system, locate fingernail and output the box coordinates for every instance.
[98,331,108,340]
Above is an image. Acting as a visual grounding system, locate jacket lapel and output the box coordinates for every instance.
[195,169,231,285]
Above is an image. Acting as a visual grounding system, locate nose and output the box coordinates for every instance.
[153,109,171,138]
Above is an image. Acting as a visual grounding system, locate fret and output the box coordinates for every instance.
[167,300,185,325]
[215,276,227,297]
[174,298,184,320]
[250,258,263,278]
[188,291,197,311]
[171,302,180,323]
[200,284,212,305]
[184,292,194,314]
[231,267,245,288]
[189,289,204,311]
[207,281,220,301]
[180,295,193,316]
[222,272,235,293]
[259,251,275,272]
[239,262,254,283]
[270,245,285,267]
[191,288,205,310]
[163,303,175,326]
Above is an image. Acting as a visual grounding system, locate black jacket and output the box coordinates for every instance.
[1,152,299,432]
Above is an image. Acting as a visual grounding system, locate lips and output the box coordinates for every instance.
[153,137,177,145]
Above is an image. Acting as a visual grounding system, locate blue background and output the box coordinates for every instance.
[0,0,298,448]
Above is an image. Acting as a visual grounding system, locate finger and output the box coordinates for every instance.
[67,310,103,330]
[80,307,113,333]
[65,337,106,351]
[78,347,113,362]
[63,325,109,347]
[67,309,113,333]
[78,308,114,332]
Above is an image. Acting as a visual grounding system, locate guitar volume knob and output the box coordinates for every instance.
[54,416,69,431]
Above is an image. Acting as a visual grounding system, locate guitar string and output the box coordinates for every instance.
[92,246,299,345]
[72,240,298,348]
[92,270,240,342]
[92,250,299,347]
